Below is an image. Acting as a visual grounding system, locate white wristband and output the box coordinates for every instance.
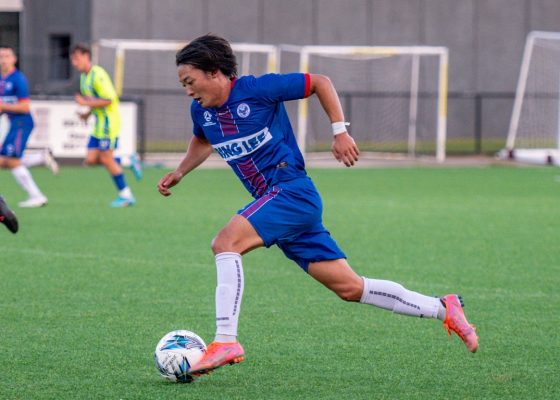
[332,121,350,136]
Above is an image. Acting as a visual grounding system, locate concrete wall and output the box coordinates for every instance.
[21,0,560,153]
[22,0,91,94]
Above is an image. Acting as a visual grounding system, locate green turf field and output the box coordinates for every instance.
[1,165,559,399]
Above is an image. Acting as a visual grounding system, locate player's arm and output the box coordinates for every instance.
[74,94,111,109]
[308,73,359,167]
[0,99,30,114]
[157,135,213,197]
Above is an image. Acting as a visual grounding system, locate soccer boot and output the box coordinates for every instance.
[441,294,479,353]
[189,341,245,375]
[110,196,136,208]
[0,196,19,233]
[129,154,143,181]
[18,195,48,208]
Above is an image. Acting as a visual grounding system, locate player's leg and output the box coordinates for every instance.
[1,125,48,208]
[21,148,59,175]
[191,179,326,375]
[307,259,478,352]
[85,136,101,165]
[0,194,19,233]
[189,214,263,375]
[113,154,142,181]
[129,153,143,181]
[97,138,135,207]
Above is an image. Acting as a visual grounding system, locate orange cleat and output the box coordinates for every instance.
[189,341,245,376]
[441,294,479,353]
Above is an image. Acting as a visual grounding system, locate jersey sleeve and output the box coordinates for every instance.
[251,73,310,103]
[14,72,30,101]
[92,67,118,101]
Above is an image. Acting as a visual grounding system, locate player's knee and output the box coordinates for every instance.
[333,282,363,302]
[84,156,97,165]
[211,230,242,254]
[211,234,229,254]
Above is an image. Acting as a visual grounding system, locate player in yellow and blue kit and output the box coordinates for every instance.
[70,43,141,207]
[0,45,48,208]
[158,35,479,377]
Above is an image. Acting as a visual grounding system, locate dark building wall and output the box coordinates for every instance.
[21,0,91,94]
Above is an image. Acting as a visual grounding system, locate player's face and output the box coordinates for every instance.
[70,51,90,73]
[0,48,17,72]
[177,64,223,108]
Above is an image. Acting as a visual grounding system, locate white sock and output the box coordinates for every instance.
[12,166,44,198]
[21,152,45,167]
[119,187,132,198]
[214,252,244,340]
[360,277,441,319]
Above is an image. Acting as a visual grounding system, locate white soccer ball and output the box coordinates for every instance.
[154,330,207,383]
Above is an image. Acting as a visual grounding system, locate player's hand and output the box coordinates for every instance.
[332,132,359,167]
[75,94,88,106]
[157,171,183,196]
[77,111,90,122]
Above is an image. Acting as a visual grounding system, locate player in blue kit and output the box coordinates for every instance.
[0,45,48,208]
[157,34,479,376]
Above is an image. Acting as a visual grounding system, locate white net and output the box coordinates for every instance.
[94,40,277,152]
[280,46,448,160]
[508,32,560,151]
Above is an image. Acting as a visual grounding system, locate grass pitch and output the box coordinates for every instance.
[1,165,559,399]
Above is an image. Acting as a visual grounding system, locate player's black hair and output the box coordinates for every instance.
[176,34,237,78]
[0,44,15,51]
[70,43,91,56]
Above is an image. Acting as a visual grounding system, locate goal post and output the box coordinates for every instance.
[503,31,560,165]
[92,39,279,153]
[281,45,449,162]
[92,39,448,160]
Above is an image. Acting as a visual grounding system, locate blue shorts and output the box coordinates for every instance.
[0,117,34,158]
[238,176,346,272]
[87,136,119,151]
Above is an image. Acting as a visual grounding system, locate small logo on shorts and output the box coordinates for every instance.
[237,103,250,118]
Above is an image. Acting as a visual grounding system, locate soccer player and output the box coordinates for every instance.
[0,194,18,233]
[70,43,141,208]
[158,34,479,375]
[0,45,48,208]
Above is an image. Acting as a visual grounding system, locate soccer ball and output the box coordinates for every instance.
[154,330,207,383]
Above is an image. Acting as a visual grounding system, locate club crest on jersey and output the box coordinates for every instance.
[213,127,272,161]
[203,110,216,126]
[236,103,250,118]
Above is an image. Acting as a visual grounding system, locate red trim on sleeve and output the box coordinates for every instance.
[230,78,237,88]
[303,73,311,98]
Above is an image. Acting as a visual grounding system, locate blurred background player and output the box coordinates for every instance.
[70,43,141,208]
[158,34,478,376]
[20,147,59,176]
[0,45,48,208]
[0,194,18,233]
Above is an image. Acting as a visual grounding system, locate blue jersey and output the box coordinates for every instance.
[191,73,311,198]
[0,68,33,124]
